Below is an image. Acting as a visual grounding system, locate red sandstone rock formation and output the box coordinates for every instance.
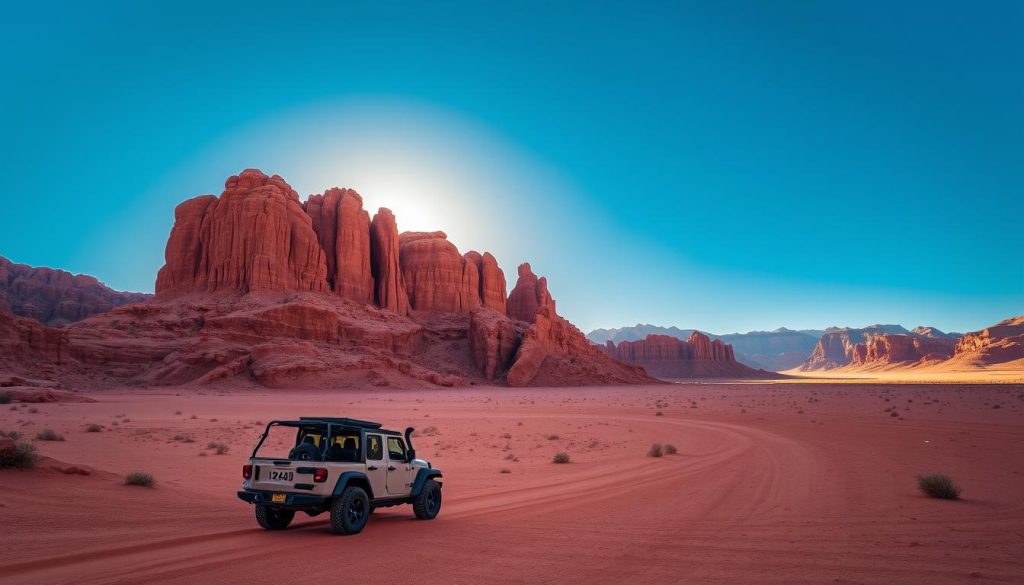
[468,307,519,381]
[1,169,656,390]
[305,188,374,303]
[399,232,481,313]
[156,169,329,295]
[944,316,1024,369]
[0,256,149,326]
[799,325,909,370]
[369,208,410,315]
[849,334,955,366]
[506,263,555,322]
[601,333,774,379]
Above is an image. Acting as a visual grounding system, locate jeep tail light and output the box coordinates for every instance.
[313,468,328,483]
[242,464,252,480]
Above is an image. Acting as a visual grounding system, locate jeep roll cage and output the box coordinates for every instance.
[250,417,418,462]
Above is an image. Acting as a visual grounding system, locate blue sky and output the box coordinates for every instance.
[1,1,1021,334]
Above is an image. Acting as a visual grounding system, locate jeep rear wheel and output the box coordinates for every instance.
[413,479,442,520]
[330,486,370,534]
[255,505,295,530]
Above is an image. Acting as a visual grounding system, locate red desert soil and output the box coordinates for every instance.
[1,382,1022,584]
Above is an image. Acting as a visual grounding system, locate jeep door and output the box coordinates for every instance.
[364,433,387,498]
[385,436,414,496]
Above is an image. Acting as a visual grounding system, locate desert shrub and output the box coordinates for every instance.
[124,472,156,487]
[647,443,663,458]
[0,393,12,404]
[917,474,961,500]
[499,468,512,474]
[419,426,440,437]
[7,431,21,441]
[0,442,38,468]
[213,443,229,455]
[655,411,664,416]
[206,441,220,449]
[27,408,38,414]
[546,434,560,440]
[552,452,571,464]
[36,429,65,441]
[664,444,678,455]
[85,424,103,433]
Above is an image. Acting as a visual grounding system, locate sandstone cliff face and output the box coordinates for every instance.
[156,170,329,295]
[850,334,955,366]
[506,263,555,322]
[800,325,909,370]
[5,169,654,390]
[0,256,149,326]
[601,333,775,379]
[945,316,1024,369]
[369,208,410,315]
[399,232,481,313]
[305,188,374,303]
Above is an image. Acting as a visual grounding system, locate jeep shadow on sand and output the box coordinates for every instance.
[237,417,443,534]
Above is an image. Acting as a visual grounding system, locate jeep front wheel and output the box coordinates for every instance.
[413,479,442,520]
[255,505,295,530]
[330,486,370,535]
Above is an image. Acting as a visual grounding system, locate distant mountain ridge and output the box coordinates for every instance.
[587,324,823,371]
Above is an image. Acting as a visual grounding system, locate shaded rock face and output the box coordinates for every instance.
[799,324,964,371]
[399,232,481,313]
[468,307,519,381]
[465,251,507,314]
[600,333,775,379]
[369,208,410,315]
[506,263,555,322]
[305,188,374,304]
[0,256,149,326]
[156,170,329,295]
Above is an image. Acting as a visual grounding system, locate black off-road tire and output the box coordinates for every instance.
[413,479,442,520]
[255,505,295,530]
[288,443,322,461]
[330,486,370,535]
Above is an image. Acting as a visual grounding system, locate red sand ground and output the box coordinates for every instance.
[1,382,1022,584]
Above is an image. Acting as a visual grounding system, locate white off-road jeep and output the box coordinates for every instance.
[237,417,442,535]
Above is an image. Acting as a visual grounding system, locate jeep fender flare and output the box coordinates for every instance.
[332,471,374,500]
[410,469,443,498]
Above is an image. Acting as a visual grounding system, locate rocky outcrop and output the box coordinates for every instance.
[945,316,1024,369]
[602,333,777,379]
[468,307,519,381]
[3,169,656,390]
[507,306,651,387]
[156,170,329,295]
[305,188,374,303]
[0,256,149,326]
[800,325,909,370]
[465,251,507,314]
[399,232,481,313]
[369,208,410,315]
[849,334,955,366]
[506,263,555,322]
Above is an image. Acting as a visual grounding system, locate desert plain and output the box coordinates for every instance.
[1,381,1022,585]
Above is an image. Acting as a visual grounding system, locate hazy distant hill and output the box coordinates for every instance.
[587,324,821,371]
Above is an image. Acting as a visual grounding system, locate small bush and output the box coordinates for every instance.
[664,444,678,455]
[546,434,560,441]
[917,474,961,500]
[647,443,663,458]
[0,393,12,404]
[552,452,571,464]
[206,441,220,449]
[499,468,512,474]
[655,411,664,416]
[124,472,156,487]
[36,429,65,441]
[27,408,39,414]
[207,442,229,454]
[7,431,21,441]
[0,442,38,468]
[216,444,230,455]
[85,424,103,433]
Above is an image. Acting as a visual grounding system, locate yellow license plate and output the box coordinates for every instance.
[271,493,286,503]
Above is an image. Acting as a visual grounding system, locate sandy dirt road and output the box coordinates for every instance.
[1,383,1022,584]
